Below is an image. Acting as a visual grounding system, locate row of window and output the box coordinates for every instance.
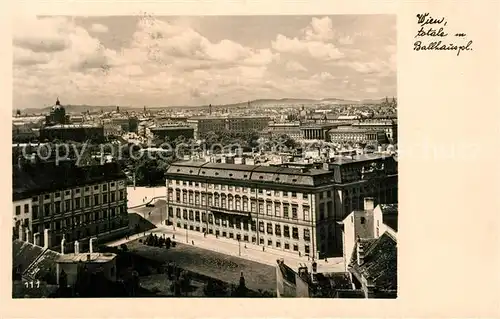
[32,193,125,219]
[169,180,309,199]
[172,208,310,241]
[32,182,124,202]
[170,192,310,221]
[15,203,29,215]
[176,223,311,254]
[33,207,126,232]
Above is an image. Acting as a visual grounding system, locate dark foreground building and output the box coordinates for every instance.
[13,158,129,251]
[39,124,105,143]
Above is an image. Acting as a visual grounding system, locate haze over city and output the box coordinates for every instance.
[13,15,396,109]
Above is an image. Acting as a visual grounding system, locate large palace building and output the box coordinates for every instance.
[165,155,397,259]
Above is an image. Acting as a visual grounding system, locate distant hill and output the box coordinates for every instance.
[19,97,393,114]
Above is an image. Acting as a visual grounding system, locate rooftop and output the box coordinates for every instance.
[13,160,125,201]
[42,124,102,129]
[166,160,334,187]
[150,126,193,131]
[57,252,117,264]
[380,204,398,232]
[349,232,397,291]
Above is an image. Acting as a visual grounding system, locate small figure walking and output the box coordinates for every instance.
[262,246,265,252]
[191,240,194,245]
[173,234,175,239]
[299,251,301,257]
[244,244,247,249]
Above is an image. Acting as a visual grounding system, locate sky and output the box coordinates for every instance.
[13,15,396,109]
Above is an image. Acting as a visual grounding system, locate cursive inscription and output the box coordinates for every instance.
[413,13,473,56]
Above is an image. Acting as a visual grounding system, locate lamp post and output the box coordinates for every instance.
[186,227,188,243]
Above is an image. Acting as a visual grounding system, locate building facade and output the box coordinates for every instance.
[187,116,270,139]
[300,124,338,141]
[13,159,129,250]
[264,122,302,140]
[351,119,398,144]
[150,126,195,142]
[328,128,388,144]
[39,124,105,143]
[166,161,338,259]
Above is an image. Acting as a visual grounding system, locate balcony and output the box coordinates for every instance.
[209,206,252,218]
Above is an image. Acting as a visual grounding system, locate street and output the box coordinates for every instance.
[108,223,344,274]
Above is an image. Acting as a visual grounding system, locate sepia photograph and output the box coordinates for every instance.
[12,14,398,299]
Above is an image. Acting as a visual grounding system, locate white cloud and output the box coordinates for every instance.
[285,60,307,72]
[272,34,344,61]
[90,23,109,33]
[311,71,336,81]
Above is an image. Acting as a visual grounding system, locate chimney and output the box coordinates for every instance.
[89,237,97,253]
[61,237,66,255]
[364,197,374,211]
[17,156,23,170]
[25,229,30,243]
[356,239,365,265]
[74,241,80,254]
[43,228,50,249]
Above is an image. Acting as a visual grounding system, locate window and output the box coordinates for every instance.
[266,203,272,216]
[267,223,273,234]
[319,203,325,220]
[202,212,207,222]
[283,191,288,197]
[284,243,290,250]
[208,214,213,224]
[275,224,281,236]
[302,193,308,200]
[291,192,297,198]
[284,226,290,238]
[292,206,298,219]
[243,199,248,211]
[293,244,299,251]
[305,245,310,254]
[85,196,90,207]
[102,194,108,203]
[276,241,281,248]
[32,196,38,202]
[44,203,51,215]
[182,192,187,203]
[75,188,81,194]
[32,206,38,219]
[182,209,188,219]
[189,192,193,204]
[259,221,264,233]
[44,194,51,200]
[274,204,280,217]
[94,185,99,191]
[268,239,272,246]
[304,229,311,242]
[274,190,280,196]
[283,206,289,219]
[259,238,264,244]
[15,206,21,215]
[251,221,256,231]
[360,217,365,224]
[292,227,299,240]
[55,202,61,214]
[55,192,61,198]
[228,218,234,228]
[259,202,264,214]
[303,206,310,221]
[102,184,107,191]
[251,201,256,212]
[176,208,181,218]
[188,210,194,221]
[195,193,200,205]
[195,211,200,222]
[327,190,332,198]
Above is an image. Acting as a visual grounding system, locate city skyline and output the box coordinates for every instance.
[13,15,396,109]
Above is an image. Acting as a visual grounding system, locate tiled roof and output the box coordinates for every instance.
[24,249,61,284]
[277,261,296,285]
[349,232,397,291]
[380,204,398,232]
[166,161,334,187]
[12,240,45,275]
